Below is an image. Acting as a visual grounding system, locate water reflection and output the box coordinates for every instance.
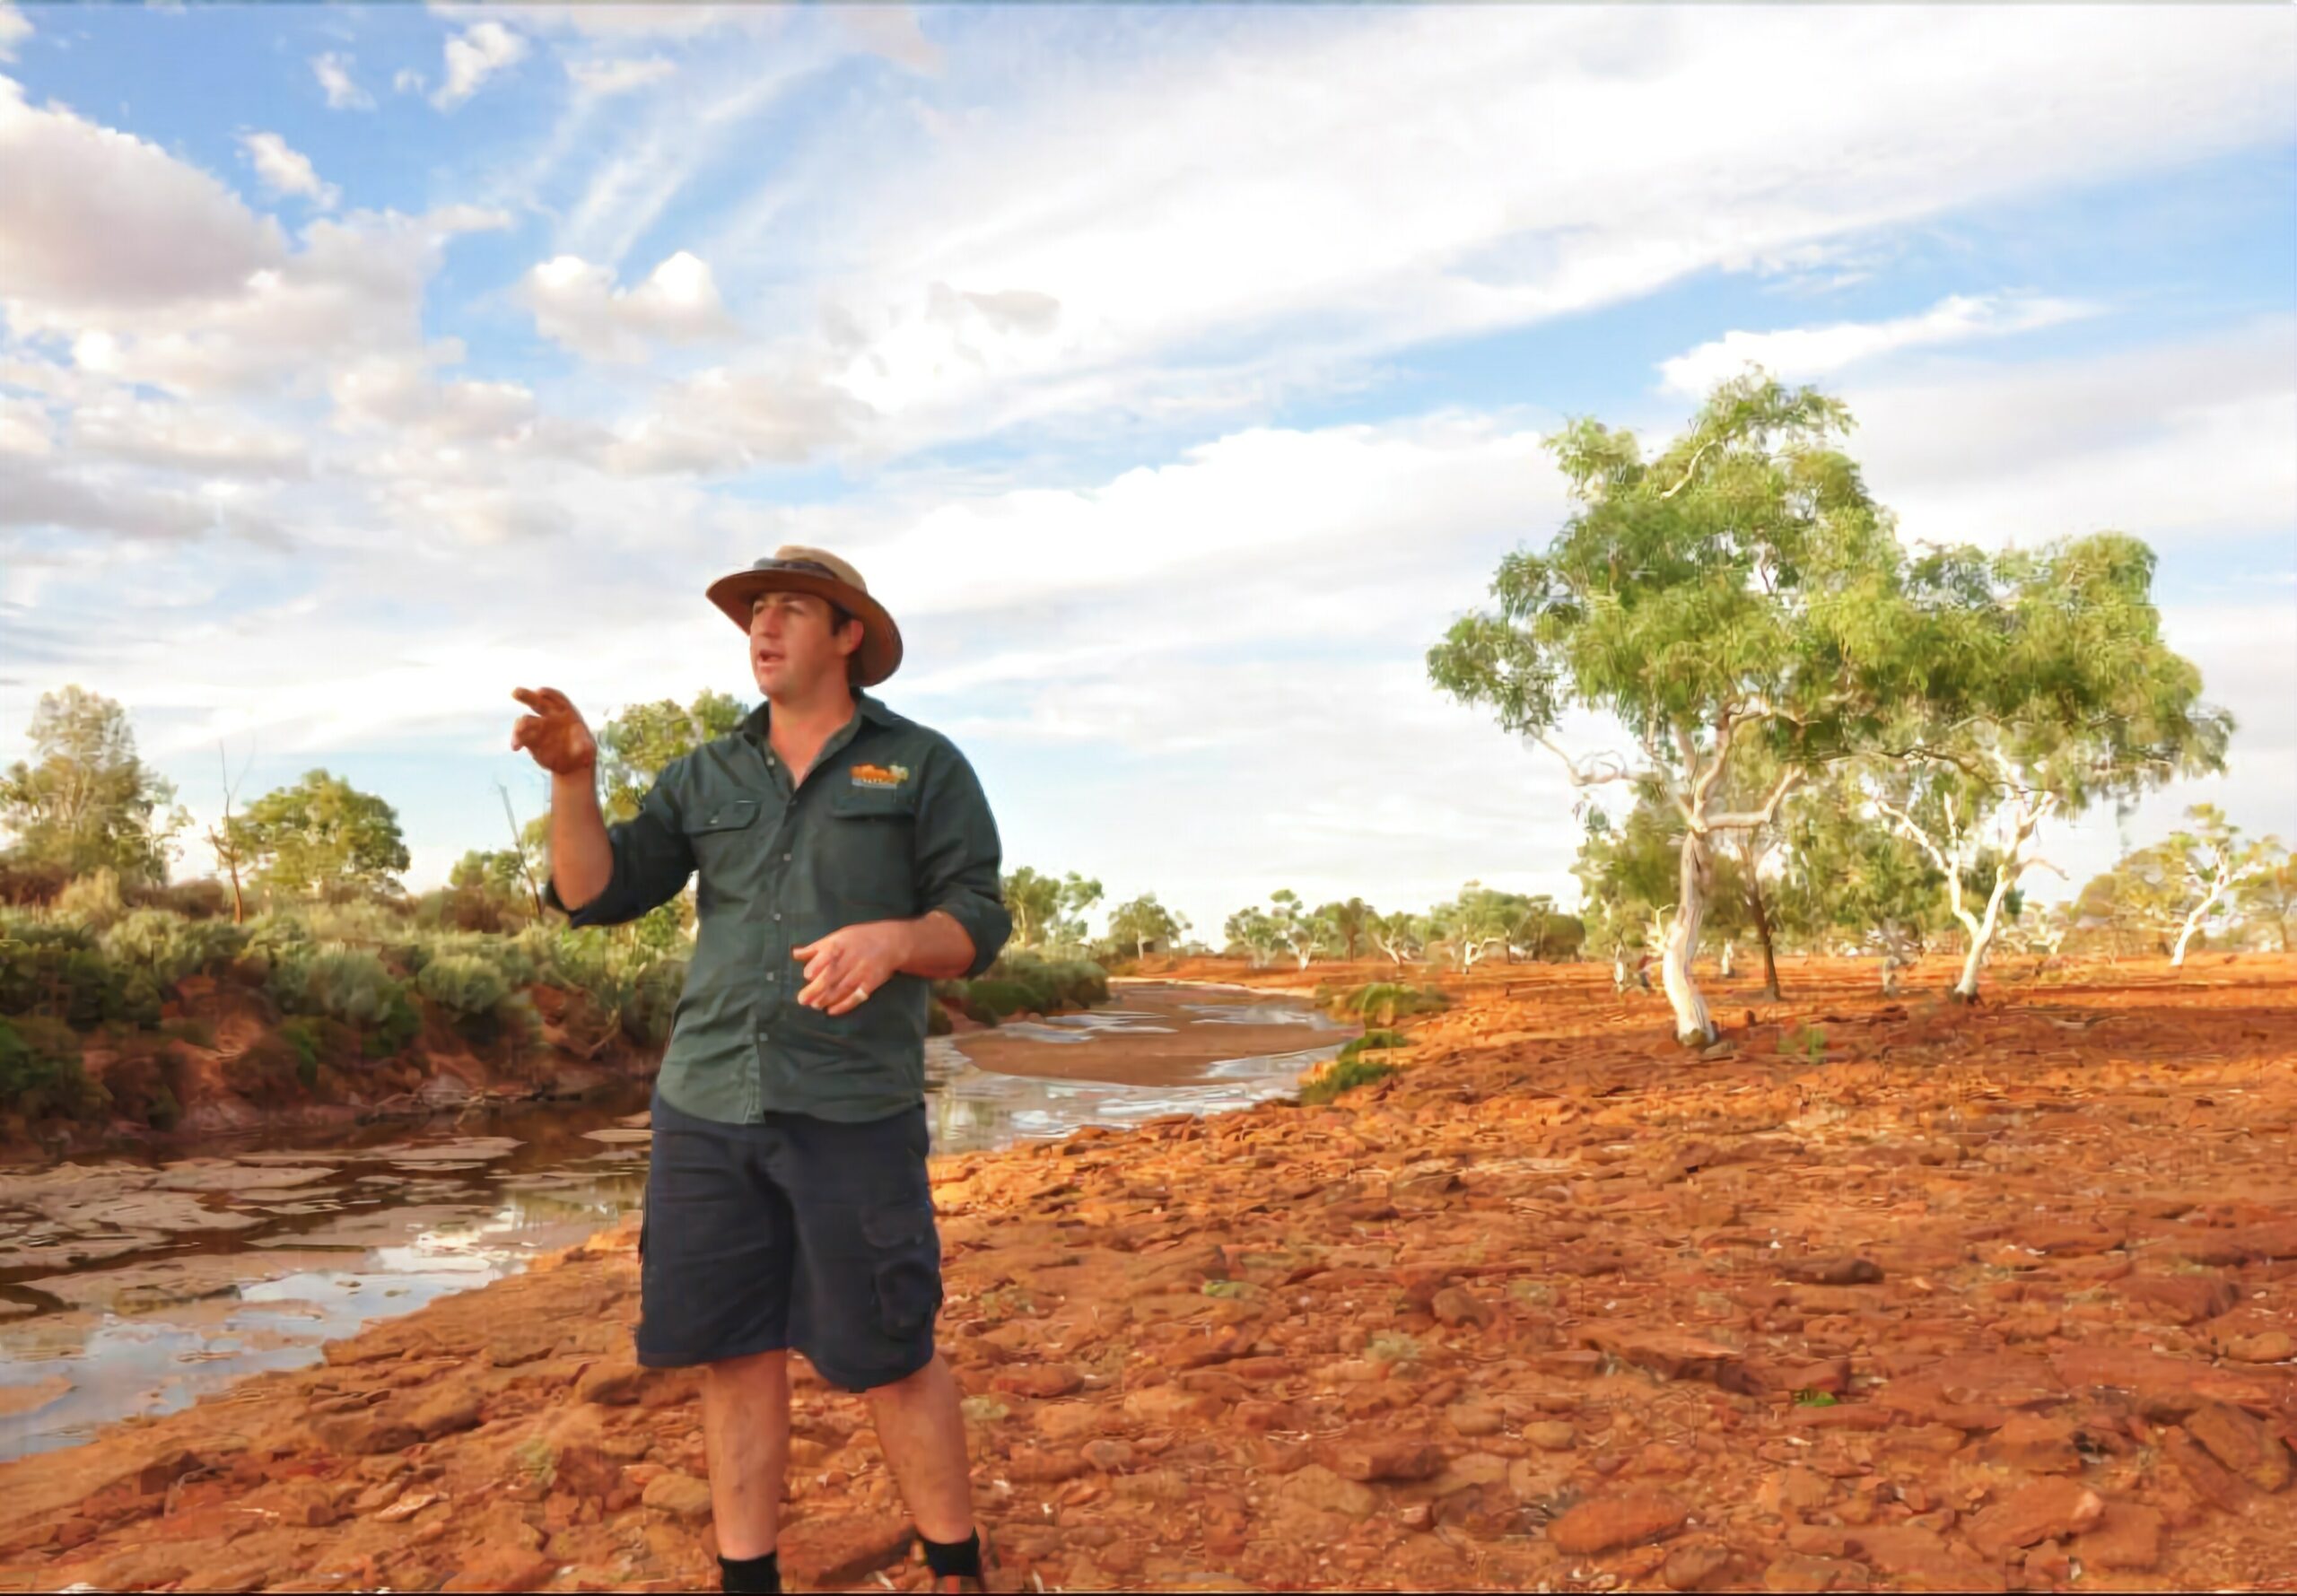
[0,981,1342,1458]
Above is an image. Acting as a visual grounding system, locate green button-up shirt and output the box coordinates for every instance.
[544,693,1011,1125]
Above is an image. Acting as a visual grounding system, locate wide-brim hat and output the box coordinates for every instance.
[705,545,903,687]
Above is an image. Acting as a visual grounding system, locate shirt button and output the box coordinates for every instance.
[782,852,791,862]
[773,911,782,920]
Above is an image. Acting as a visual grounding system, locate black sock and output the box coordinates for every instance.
[719,1550,780,1594]
[921,1530,983,1582]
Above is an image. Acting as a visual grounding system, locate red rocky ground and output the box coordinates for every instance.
[0,955,2292,1592]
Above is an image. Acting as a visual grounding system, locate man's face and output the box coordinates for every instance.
[750,591,858,698]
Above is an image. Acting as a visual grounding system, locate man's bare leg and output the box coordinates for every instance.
[868,1353,974,1542]
[703,1348,790,1559]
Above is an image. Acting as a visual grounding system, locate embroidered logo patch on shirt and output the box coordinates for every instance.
[850,762,910,789]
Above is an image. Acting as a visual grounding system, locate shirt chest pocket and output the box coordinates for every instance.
[683,797,763,882]
[824,783,919,914]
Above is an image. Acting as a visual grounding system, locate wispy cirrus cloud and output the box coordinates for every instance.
[1657,291,2100,397]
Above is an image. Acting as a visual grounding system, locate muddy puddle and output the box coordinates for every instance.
[0,981,1346,1458]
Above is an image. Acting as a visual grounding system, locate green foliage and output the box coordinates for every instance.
[237,770,412,899]
[979,952,1110,1016]
[1793,1389,1838,1408]
[1323,981,1447,1026]
[415,953,511,1018]
[100,910,247,989]
[1002,868,1104,951]
[0,686,185,885]
[55,868,130,930]
[960,978,1035,1025]
[597,691,747,823]
[1299,1056,1400,1106]
[1105,893,1187,960]
[1781,1024,1827,1063]
[279,1017,325,1087]
[1338,1028,1409,1063]
[279,947,401,1028]
[0,1014,103,1119]
[0,911,125,1026]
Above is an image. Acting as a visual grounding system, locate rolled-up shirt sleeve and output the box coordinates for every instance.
[541,772,696,929]
[914,746,1011,979]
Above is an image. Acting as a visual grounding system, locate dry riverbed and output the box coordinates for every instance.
[0,957,2292,1592]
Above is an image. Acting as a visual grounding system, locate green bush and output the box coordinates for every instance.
[241,912,316,973]
[55,869,128,931]
[0,914,124,1026]
[279,1017,324,1087]
[1337,1028,1409,1064]
[0,1014,104,1119]
[284,947,402,1028]
[961,978,1035,1024]
[1324,981,1447,1027]
[100,909,247,989]
[426,931,539,990]
[927,998,954,1036]
[985,952,1111,1014]
[415,953,511,1018]
[1298,1056,1399,1106]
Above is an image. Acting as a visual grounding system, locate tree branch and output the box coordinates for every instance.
[1532,734,1638,789]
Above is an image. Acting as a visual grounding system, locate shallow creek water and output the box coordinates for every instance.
[0,981,1346,1459]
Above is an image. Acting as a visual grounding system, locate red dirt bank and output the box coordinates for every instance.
[1,956,2293,1592]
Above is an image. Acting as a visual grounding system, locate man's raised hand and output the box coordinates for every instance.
[510,687,598,776]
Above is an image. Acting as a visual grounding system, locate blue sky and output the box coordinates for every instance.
[2,3,2293,939]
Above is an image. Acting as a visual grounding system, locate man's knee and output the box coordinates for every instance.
[861,1350,943,1402]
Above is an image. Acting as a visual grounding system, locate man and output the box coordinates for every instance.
[510,547,1012,1596]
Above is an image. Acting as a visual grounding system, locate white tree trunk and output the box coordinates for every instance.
[1612,948,1630,993]
[1720,940,1735,979]
[2173,871,2227,967]
[1953,869,2018,1000]
[1661,833,1716,1044]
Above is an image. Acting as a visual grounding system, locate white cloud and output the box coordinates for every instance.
[433,20,527,110]
[239,130,339,209]
[1846,316,2297,548]
[0,453,276,544]
[0,78,284,317]
[71,397,309,478]
[687,6,2292,461]
[33,205,508,398]
[0,392,52,455]
[394,67,426,96]
[564,56,673,97]
[327,350,536,445]
[310,51,372,110]
[0,5,32,63]
[1657,292,2100,398]
[521,249,738,362]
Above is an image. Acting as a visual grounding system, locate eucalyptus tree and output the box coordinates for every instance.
[1866,536,2228,999]
[1431,377,1910,1042]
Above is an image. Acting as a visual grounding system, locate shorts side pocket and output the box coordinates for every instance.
[860,1200,942,1339]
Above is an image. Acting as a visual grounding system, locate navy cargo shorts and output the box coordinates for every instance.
[635,1089,944,1391]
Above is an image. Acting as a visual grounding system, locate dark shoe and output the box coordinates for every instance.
[928,1524,998,1594]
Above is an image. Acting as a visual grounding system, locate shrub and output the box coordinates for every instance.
[1324,981,1447,1027]
[1298,1056,1399,1106]
[0,913,124,1027]
[241,912,316,972]
[416,953,511,1018]
[1337,1028,1409,1064]
[55,869,128,931]
[961,979,1035,1024]
[426,932,539,990]
[927,998,954,1036]
[985,952,1112,1014]
[0,1014,103,1118]
[289,947,402,1028]
[279,1017,325,1088]
[101,910,248,990]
